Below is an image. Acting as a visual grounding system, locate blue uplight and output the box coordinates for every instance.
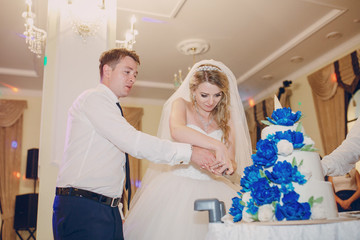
[11,140,18,149]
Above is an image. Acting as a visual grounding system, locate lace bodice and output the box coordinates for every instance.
[171,124,223,180]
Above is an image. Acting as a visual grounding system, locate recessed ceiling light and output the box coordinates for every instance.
[290,56,304,63]
[262,74,273,80]
[326,31,342,40]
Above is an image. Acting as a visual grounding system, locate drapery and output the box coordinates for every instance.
[0,99,27,240]
[308,50,360,156]
[245,90,291,149]
[122,106,144,216]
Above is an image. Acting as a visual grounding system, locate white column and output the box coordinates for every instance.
[36,0,116,238]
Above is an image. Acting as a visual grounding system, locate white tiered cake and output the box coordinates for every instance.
[229,98,337,222]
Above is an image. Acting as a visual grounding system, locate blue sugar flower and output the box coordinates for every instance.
[267,130,305,149]
[267,131,292,143]
[267,107,301,126]
[279,183,294,194]
[293,168,307,185]
[291,131,305,149]
[229,196,245,222]
[251,178,281,206]
[275,200,311,221]
[252,139,278,168]
[282,191,300,203]
[246,199,259,215]
[265,161,295,184]
[265,161,306,185]
[240,165,262,192]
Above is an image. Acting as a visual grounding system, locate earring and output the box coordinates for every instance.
[193,95,196,102]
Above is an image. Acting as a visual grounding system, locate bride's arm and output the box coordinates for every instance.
[169,97,233,173]
[227,119,237,172]
[169,98,223,151]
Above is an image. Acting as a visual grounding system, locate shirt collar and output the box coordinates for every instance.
[97,83,119,104]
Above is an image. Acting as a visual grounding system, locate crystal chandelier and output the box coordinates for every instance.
[22,0,47,57]
[116,16,138,50]
[67,0,106,41]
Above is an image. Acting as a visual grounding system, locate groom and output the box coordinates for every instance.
[52,48,228,240]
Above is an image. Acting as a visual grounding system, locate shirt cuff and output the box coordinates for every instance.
[175,143,192,165]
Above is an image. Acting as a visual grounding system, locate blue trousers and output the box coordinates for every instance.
[53,195,124,240]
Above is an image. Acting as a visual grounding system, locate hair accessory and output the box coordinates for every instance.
[196,65,223,73]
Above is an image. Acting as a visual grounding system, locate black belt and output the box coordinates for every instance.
[56,187,121,207]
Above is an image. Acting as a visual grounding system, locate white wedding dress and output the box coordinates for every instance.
[123,125,240,240]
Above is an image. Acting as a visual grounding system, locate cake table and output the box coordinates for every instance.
[206,216,360,240]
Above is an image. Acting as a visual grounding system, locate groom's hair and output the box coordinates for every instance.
[99,48,140,78]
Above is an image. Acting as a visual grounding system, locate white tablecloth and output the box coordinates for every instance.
[206,218,360,240]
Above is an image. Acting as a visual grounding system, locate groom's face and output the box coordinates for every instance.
[105,56,138,98]
[194,82,222,112]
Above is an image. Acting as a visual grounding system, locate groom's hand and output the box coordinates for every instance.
[190,146,221,175]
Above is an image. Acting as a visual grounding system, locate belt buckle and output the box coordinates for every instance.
[110,197,119,207]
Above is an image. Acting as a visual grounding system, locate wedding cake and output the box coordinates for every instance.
[229,99,338,222]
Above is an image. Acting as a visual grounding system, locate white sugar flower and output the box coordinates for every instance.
[311,204,326,220]
[277,139,293,156]
[258,204,274,222]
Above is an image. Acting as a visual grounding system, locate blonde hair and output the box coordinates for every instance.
[190,64,231,145]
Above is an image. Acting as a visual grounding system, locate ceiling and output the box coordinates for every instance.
[1,0,360,106]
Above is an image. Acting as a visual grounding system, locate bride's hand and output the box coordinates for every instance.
[210,144,234,175]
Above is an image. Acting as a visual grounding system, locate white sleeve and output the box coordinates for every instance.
[83,92,192,165]
[322,117,360,176]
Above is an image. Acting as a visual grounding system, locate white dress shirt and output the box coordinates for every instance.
[56,84,192,198]
[322,117,360,176]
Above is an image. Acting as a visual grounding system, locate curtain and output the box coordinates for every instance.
[308,65,345,155]
[245,89,291,149]
[308,49,360,156]
[122,107,144,216]
[0,99,27,240]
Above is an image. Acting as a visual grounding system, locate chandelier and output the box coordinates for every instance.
[67,0,106,41]
[173,39,210,88]
[22,0,47,57]
[115,16,138,50]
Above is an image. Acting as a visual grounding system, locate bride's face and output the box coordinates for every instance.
[194,82,223,112]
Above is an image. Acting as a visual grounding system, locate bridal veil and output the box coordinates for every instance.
[128,59,252,210]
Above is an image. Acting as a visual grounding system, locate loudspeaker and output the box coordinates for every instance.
[26,148,39,179]
[13,194,38,229]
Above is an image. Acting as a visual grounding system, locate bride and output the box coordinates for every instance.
[124,60,252,239]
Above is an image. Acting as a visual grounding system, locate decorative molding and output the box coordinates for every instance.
[0,67,38,78]
[117,0,186,18]
[0,87,42,97]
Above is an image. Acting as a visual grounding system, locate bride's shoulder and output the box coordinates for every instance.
[172,98,194,115]
[173,97,191,107]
